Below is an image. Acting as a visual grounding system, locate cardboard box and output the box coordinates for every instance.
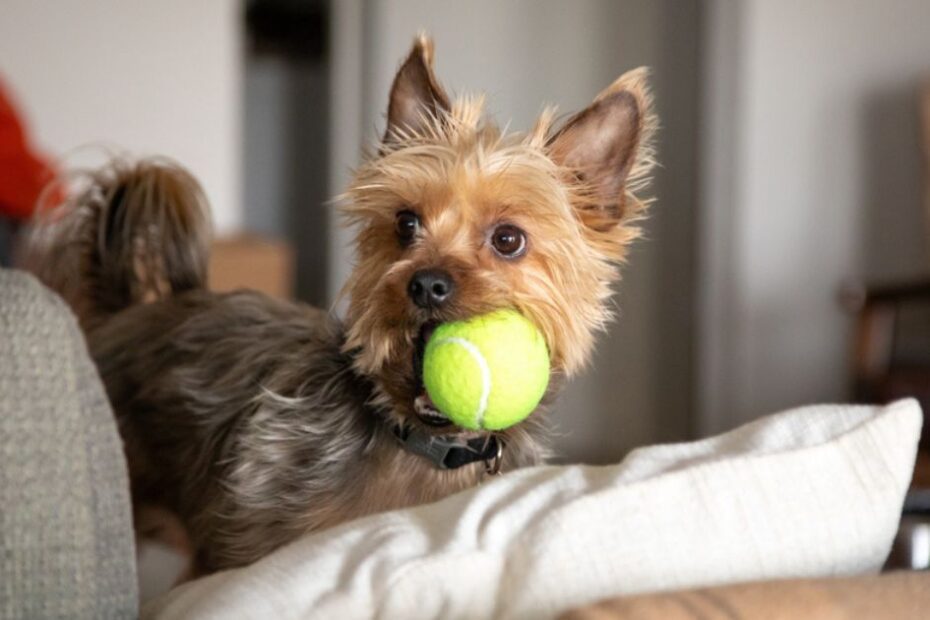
[208,234,294,300]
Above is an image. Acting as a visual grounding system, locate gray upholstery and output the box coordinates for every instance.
[0,270,137,618]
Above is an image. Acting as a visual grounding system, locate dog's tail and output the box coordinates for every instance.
[24,157,212,329]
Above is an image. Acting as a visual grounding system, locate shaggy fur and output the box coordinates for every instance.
[26,35,655,573]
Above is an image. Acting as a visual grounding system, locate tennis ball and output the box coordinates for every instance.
[422,309,550,431]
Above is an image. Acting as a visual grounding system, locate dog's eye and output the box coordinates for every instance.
[395,210,420,246]
[490,224,527,258]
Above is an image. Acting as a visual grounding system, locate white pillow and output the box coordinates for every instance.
[145,399,922,620]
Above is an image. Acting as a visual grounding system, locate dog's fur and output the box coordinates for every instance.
[26,36,655,572]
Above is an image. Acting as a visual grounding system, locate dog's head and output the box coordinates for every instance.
[342,36,655,430]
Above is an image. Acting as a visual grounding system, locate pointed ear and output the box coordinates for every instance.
[384,35,451,142]
[547,68,654,230]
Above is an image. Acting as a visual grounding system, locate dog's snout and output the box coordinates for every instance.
[408,269,454,309]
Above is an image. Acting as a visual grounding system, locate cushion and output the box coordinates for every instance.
[145,399,922,620]
[0,270,138,618]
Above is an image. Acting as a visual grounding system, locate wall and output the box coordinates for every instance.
[700,0,930,433]
[245,52,329,304]
[330,0,702,462]
[0,1,243,233]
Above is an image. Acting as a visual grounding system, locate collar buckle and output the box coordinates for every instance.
[391,423,503,472]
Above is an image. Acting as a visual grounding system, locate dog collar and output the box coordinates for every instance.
[391,424,503,473]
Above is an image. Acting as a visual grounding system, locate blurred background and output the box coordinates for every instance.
[2,0,930,465]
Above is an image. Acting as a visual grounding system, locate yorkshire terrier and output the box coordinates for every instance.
[27,36,655,573]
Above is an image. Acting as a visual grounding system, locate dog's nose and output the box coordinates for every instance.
[408,269,454,309]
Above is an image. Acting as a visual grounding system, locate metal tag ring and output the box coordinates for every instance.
[485,439,504,476]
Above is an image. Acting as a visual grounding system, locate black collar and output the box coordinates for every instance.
[391,424,503,473]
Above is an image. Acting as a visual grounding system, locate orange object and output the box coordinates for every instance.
[208,235,295,300]
[0,77,59,220]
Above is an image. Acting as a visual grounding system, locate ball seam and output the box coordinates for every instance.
[434,336,491,427]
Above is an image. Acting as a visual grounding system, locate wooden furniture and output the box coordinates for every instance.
[561,571,930,619]
[843,279,930,453]
[208,234,295,300]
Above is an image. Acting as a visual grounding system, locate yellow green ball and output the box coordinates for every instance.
[422,309,550,431]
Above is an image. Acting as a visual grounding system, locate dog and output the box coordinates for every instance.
[27,36,655,573]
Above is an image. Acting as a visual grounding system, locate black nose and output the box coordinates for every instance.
[408,269,454,309]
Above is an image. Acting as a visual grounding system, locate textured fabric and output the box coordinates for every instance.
[146,399,921,620]
[0,270,137,618]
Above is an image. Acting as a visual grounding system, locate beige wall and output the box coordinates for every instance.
[0,0,243,232]
[700,0,930,433]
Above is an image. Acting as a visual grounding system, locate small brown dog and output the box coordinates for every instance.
[28,36,655,573]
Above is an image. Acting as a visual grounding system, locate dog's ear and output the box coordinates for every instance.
[547,68,654,231]
[384,35,451,143]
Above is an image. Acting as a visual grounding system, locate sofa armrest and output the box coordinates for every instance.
[0,269,138,618]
